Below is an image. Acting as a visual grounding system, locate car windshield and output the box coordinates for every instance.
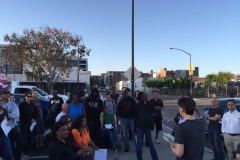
[32,87,48,96]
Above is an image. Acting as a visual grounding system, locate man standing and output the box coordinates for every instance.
[84,88,103,147]
[110,86,119,105]
[104,91,116,115]
[150,90,164,144]
[222,99,240,160]
[135,91,158,160]
[170,97,205,160]
[31,89,45,149]
[117,90,136,152]
[47,90,64,127]
[0,89,24,160]
[206,98,225,160]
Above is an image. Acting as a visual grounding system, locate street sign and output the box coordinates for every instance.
[188,63,194,75]
[124,66,141,80]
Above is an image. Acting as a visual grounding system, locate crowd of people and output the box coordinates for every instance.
[1,86,240,160]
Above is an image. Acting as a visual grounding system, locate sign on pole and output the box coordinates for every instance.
[124,67,141,80]
[188,63,194,75]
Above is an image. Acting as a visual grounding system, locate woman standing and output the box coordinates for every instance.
[19,92,37,155]
[0,97,12,160]
[72,115,98,160]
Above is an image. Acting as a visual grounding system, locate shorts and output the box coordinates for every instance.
[33,118,45,135]
[152,116,162,131]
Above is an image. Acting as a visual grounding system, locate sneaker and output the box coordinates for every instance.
[155,138,160,144]
[113,146,117,151]
[116,144,122,150]
[124,148,129,152]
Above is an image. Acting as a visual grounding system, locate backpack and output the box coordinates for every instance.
[103,99,114,106]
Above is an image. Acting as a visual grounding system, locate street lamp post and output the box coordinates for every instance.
[131,0,134,98]
[170,48,193,97]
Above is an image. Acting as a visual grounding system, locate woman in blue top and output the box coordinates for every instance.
[69,92,86,121]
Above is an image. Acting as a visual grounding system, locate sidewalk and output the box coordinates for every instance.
[107,125,214,160]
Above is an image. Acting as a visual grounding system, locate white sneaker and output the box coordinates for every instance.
[155,138,160,144]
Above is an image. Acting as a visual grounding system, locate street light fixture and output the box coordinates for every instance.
[170,48,193,97]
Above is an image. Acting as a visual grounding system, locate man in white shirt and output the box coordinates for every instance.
[222,99,240,160]
[55,103,69,122]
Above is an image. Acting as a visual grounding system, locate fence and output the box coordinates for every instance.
[148,87,238,98]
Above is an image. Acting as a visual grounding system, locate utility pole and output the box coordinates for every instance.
[131,0,135,98]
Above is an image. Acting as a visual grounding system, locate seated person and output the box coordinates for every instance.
[101,107,122,150]
[72,115,99,160]
[48,121,90,160]
[55,103,69,122]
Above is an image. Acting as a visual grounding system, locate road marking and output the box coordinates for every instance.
[162,124,213,154]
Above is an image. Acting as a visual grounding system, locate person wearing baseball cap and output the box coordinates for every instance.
[0,88,24,160]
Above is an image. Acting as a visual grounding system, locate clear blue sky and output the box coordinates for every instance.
[1,0,240,77]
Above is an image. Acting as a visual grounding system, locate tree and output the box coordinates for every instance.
[216,71,234,85]
[205,73,218,82]
[4,25,91,92]
[205,71,234,86]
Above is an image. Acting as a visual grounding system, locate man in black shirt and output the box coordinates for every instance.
[206,98,225,160]
[150,90,164,144]
[117,90,136,152]
[47,90,64,127]
[48,121,90,160]
[84,88,103,147]
[170,97,205,160]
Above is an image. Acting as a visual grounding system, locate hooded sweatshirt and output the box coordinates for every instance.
[117,96,136,119]
[84,88,103,122]
[134,101,154,129]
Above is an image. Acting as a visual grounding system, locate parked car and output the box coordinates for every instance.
[201,98,240,134]
[99,87,106,92]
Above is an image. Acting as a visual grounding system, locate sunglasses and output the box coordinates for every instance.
[68,120,72,123]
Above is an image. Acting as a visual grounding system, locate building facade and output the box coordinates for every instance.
[104,71,128,87]
[66,57,88,71]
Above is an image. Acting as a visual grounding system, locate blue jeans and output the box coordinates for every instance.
[19,123,32,154]
[102,128,119,146]
[0,135,13,160]
[8,126,25,160]
[136,128,158,160]
[122,118,136,149]
[208,128,225,160]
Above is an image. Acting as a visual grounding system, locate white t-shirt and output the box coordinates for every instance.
[55,111,66,122]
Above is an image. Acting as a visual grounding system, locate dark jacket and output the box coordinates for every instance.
[48,138,90,160]
[117,96,136,119]
[174,112,182,124]
[84,89,103,122]
[134,101,154,130]
[19,101,37,124]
